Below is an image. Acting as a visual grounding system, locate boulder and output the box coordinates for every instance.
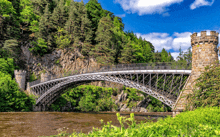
[139,107,148,112]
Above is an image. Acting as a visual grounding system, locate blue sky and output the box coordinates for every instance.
[76,0,220,59]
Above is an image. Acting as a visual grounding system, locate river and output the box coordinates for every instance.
[0,111,172,137]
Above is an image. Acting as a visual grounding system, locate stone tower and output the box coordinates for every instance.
[14,70,27,90]
[174,31,219,113]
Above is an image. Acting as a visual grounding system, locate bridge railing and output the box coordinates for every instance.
[29,62,191,86]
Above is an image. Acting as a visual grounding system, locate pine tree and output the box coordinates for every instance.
[51,0,68,30]
[3,39,19,59]
[85,0,106,44]
[143,43,153,63]
[183,47,192,64]
[65,1,93,56]
[167,52,174,62]
[112,17,125,63]
[38,4,53,47]
[119,39,137,64]
[154,50,162,62]
[93,15,116,65]
[161,48,169,62]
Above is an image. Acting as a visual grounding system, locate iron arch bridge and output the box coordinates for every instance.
[29,63,191,111]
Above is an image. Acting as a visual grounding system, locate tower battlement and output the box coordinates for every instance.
[191,31,219,46]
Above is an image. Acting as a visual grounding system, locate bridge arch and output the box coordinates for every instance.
[32,70,191,111]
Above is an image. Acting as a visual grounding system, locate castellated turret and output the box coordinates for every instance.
[174,30,219,113]
[14,70,27,90]
[191,31,219,81]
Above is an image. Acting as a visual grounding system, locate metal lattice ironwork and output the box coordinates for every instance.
[29,62,191,87]
[31,69,191,111]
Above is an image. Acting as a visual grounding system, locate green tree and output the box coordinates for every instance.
[119,39,138,63]
[38,4,53,46]
[112,16,125,63]
[167,52,174,62]
[51,0,68,29]
[65,0,93,56]
[29,38,48,56]
[142,42,153,63]
[93,15,116,65]
[78,89,96,112]
[54,27,71,49]
[183,47,192,64]
[3,39,19,59]
[153,50,161,62]
[0,0,20,42]
[161,48,169,62]
[0,58,15,76]
[85,0,105,44]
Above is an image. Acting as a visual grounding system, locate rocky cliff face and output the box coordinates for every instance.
[21,44,100,78]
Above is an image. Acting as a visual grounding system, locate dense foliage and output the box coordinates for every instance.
[49,85,171,112]
[186,64,220,110]
[0,71,36,112]
[49,85,117,112]
[1,0,175,65]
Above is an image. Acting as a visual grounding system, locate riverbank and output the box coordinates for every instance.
[0,111,167,137]
[51,107,220,137]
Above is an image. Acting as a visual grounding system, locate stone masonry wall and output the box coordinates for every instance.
[174,31,219,111]
[14,70,27,90]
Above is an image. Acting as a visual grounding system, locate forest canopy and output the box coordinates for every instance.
[0,0,181,66]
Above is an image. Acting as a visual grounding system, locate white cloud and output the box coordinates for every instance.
[115,14,126,18]
[172,32,192,51]
[136,32,193,60]
[136,32,173,52]
[136,31,192,52]
[171,52,180,60]
[114,0,183,15]
[190,0,214,10]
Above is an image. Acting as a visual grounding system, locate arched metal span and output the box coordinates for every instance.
[30,70,191,111]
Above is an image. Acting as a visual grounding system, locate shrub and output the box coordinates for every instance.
[68,107,220,137]
[186,64,220,110]
[0,71,35,112]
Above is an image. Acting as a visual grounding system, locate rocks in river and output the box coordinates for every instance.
[113,90,149,112]
[139,107,148,112]
[120,104,130,112]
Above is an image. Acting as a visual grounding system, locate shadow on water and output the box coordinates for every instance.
[0,111,172,137]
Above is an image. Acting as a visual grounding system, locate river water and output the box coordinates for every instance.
[0,111,172,137]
